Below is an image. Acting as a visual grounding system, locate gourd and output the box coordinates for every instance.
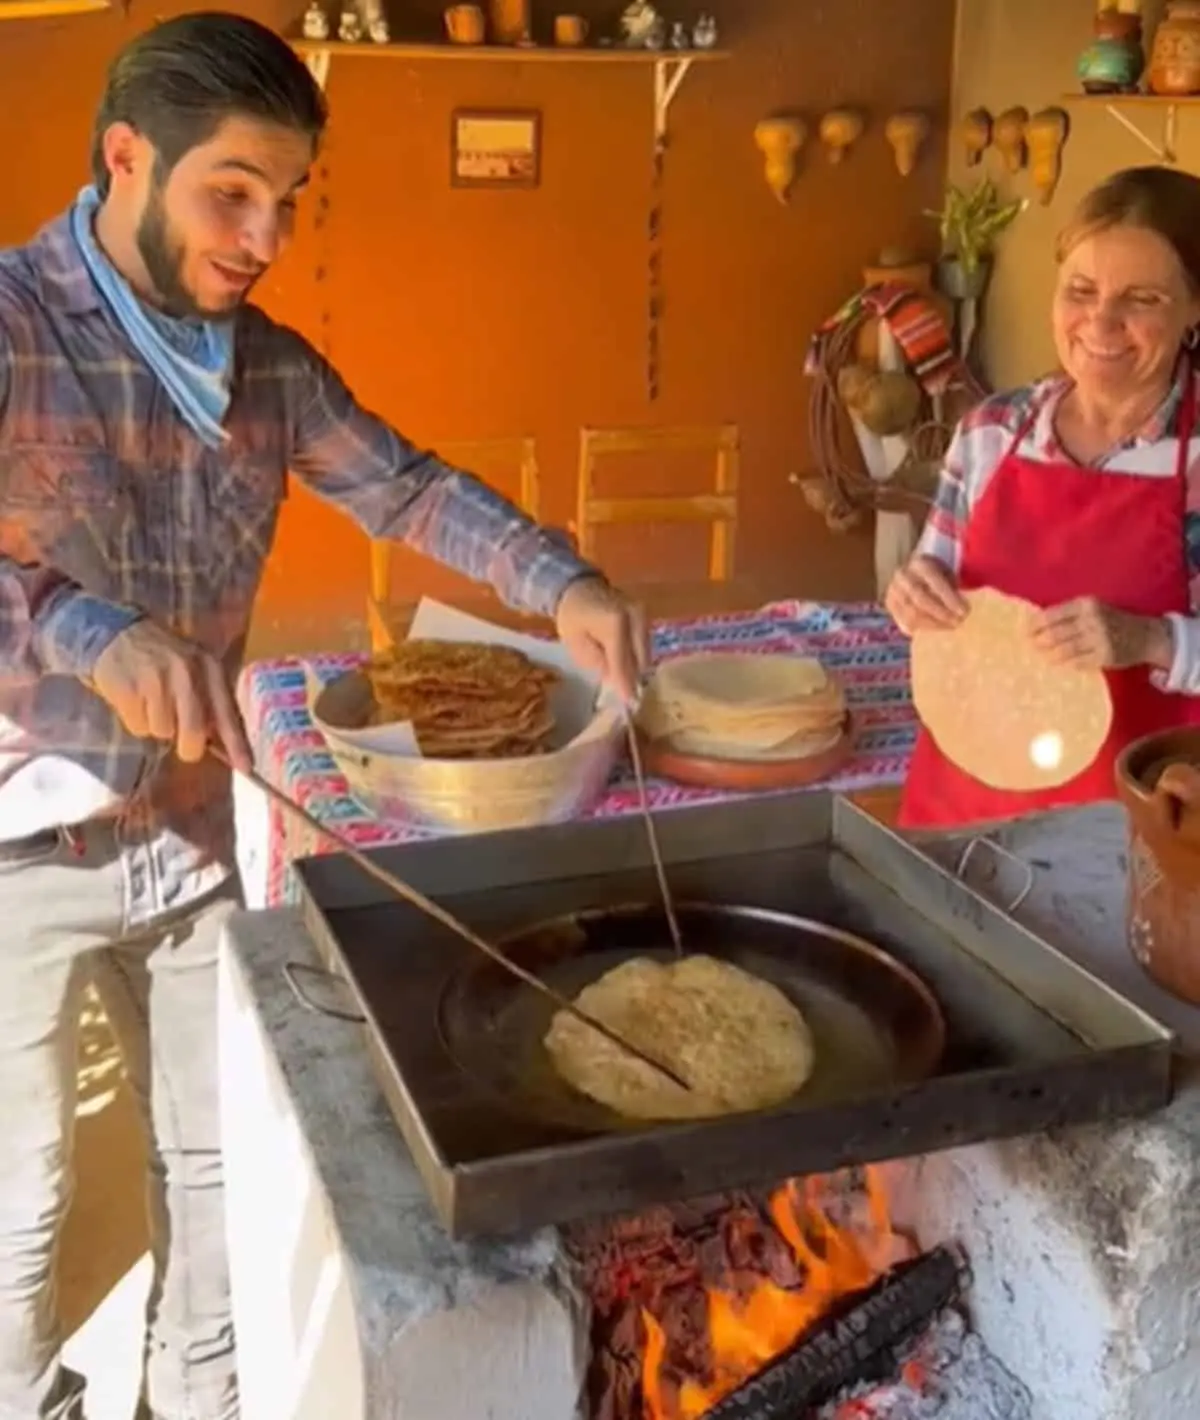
[884,110,930,176]
[753,116,807,203]
[818,109,865,164]
[1026,107,1070,205]
[992,106,1029,173]
[961,107,993,167]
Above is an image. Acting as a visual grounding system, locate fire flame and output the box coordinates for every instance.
[641,1168,914,1420]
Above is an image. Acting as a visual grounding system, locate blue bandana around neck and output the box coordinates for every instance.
[70,184,234,449]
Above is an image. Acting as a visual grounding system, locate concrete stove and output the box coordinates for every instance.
[217,802,1200,1420]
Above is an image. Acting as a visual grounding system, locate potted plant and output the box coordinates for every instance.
[926,178,1026,300]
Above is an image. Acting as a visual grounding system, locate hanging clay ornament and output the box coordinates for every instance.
[818,109,865,164]
[884,110,931,176]
[993,106,1029,173]
[753,116,807,203]
[1026,107,1070,205]
[961,108,993,167]
[837,363,922,438]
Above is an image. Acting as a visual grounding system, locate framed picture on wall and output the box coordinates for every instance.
[451,109,541,189]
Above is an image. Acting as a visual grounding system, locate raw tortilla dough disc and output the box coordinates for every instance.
[910,587,1114,792]
[543,954,816,1121]
[655,651,830,710]
[637,652,846,759]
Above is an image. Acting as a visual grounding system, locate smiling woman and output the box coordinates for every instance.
[884,166,1200,830]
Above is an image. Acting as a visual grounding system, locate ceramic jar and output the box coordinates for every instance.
[1149,1,1200,97]
[1115,728,1200,1006]
[489,0,530,43]
[1078,6,1145,93]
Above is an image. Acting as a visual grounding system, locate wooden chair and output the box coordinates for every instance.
[573,424,740,582]
[366,436,541,652]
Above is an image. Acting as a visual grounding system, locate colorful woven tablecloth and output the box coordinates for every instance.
[239,599,916,904]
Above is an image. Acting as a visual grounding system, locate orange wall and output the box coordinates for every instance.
[0,0,956,647]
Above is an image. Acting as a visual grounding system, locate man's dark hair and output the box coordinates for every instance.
[90,12,328,196]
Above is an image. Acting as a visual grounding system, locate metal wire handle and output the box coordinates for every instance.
[954,836,1035,914]
[283,960,367,1024]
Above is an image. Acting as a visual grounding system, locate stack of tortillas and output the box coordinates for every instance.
[910,587,1114,791]
[637,651,847,760]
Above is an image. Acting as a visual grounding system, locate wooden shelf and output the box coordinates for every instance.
[1060,91,1192,162]
[294,38,730,148]
[1062,91,1200,106]
[294,38,729,65]
[0,0,107,17]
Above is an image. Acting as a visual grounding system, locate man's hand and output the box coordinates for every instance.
[1029,598,1174,672]
[555,576,648,704]
[89,620,252,773]
[885,555,968,635]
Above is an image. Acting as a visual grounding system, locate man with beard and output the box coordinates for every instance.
[0,12,646,1419]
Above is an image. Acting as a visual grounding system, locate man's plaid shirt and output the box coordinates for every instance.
[0,210,592,923]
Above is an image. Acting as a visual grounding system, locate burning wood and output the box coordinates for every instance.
[691,1248,962,1420]
[567,1167,958,1420]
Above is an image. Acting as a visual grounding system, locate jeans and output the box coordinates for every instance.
[0,822,239,1420]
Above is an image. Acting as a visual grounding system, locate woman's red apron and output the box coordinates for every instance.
[900,372,1200,829]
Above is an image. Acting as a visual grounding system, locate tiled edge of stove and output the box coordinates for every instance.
[216,906,589,1420]
[901,801,1200,1420]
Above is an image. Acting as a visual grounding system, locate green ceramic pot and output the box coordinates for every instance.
[1077,36,1145,94]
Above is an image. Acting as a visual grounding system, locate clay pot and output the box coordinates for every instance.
[553,13,588,45]
[1095,8,1142,42]
[1149,1,1200,97]
[445,3,485,42]
[489,0,530,44]
[1115,727,1200,1004]
[855,251,954,368]
[1078,35,1145,92]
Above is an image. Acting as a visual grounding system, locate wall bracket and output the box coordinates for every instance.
[653,55,694,148]
[305,47,332,90]
[1102,99,1178,164]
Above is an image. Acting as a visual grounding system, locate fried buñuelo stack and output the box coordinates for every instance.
[364,639,560,759]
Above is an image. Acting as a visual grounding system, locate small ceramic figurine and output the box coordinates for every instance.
[301,0,330,39]
[692,13,718,48]
[620,0,661,46]
[338,4,362,40]
[668,19,688,48]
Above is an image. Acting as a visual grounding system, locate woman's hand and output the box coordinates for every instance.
[1029,598,1174,671]
[885,555,968,635]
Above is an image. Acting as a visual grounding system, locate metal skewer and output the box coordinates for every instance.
[623,710,685,958]
[212,745,692,1092]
